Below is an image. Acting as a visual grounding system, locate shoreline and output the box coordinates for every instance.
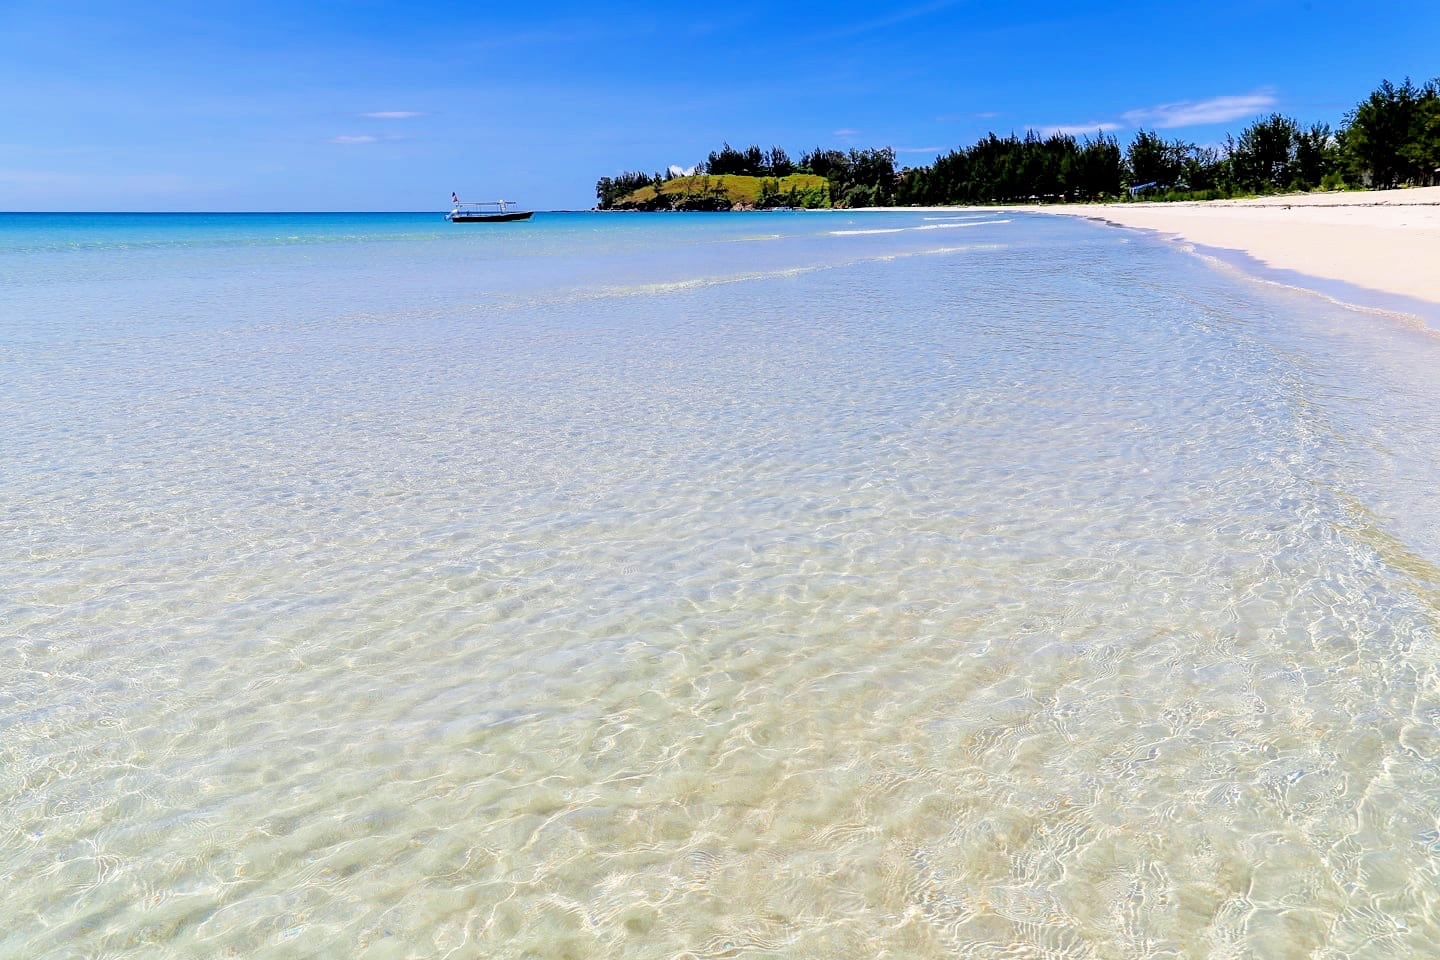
[995,188,1440,323]
[861,188,1440,325]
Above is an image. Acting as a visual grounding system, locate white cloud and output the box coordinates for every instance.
[331,135,379,144]
[1034,122,1122,137]
[833,128,860,139]
[1122,92,1277,129]
[668,164,696,177]
[894,146,943,154]
[361,111,423,119]
[1021,92,1277,142]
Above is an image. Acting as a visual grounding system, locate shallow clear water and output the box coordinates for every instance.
[4,211,1440,958]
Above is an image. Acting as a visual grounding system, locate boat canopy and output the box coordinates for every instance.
[450,199,519,213]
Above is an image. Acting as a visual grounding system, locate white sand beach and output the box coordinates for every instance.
[1017,187,1440,310]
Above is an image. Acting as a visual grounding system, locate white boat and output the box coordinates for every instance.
[445,199,533,223]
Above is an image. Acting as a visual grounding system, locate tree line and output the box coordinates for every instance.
[595,76,1440,209]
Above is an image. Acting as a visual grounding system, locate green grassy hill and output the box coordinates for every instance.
[615,173,830,210]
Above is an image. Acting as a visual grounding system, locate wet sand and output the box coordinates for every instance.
[1013,187,1440,310]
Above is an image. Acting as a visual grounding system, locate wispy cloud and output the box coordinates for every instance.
[833,128,860,141]
[1122,92,1277,129]
[894,146,943,154]
[331,135,379,145]
[1022,92,1277,141]
[361,111,423,120]
[821,0,965,40]
[1034,122,1122,137]
[668,164,696,177]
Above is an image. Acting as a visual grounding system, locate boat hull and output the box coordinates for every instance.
[447,211,534,223]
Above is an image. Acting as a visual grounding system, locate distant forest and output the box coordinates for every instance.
[595,77,1440,209]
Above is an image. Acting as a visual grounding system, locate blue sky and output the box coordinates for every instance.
[2,0,1436,211]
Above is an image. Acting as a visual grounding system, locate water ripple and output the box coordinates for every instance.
[4,214,1440,957]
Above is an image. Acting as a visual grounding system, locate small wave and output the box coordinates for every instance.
[829,219,1010,237]
[592,265,820,298]
[916,219,1011,230]
[488,243,1004,309]
[922,244,1007,255]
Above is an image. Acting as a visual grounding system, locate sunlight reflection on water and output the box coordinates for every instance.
[3,212,1440,958]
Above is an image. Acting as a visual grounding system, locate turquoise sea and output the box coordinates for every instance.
[4,210,1440,958]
